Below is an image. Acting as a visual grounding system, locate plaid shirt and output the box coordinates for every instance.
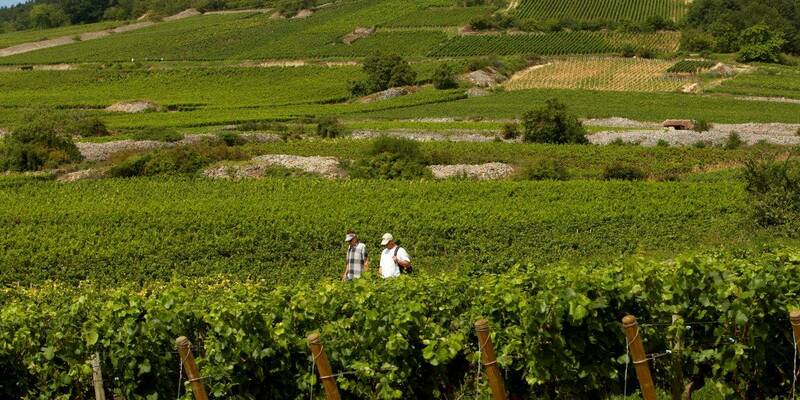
[345,242,368,280]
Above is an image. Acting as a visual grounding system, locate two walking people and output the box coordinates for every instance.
[342,231,411,281]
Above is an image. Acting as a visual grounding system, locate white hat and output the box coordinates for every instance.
[381,233,394,246]
[345,233,356,242]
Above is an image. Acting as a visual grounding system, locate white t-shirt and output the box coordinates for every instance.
[380,246,410,278]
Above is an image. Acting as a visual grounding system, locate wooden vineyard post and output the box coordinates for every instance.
[622,315,657,400]
[475,319,507,400]
[791,310,800,391]
[91,353,106,400]
[176,336,209,400]
[307,333,341,400]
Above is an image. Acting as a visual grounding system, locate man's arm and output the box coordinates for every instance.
[364,258,370,272]
[342,262,349,281]
[393,248,411,268]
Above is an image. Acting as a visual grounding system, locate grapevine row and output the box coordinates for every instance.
[515,0,688,22]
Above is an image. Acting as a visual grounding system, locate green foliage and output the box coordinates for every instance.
[108,144,247,177]
[469,12,518,30]
[680,29,716,52]
[352,52,418,96]
[432,63,458,90]
[519,159,569,180]
[130,127,183,142]
[602,163,646,180]
[0,110,82,171]
[276,0,316,17]
[743,157,800,231]
[347,136,430,179]
[501,122,519,139]
[521,98,588,144]
[515,0,687,22]
[28,4,69,29]
[3,250,800,398]
[667,59,716,73]
[693,119,712,132]
[737,23,786,63]
[724,132,744,150]
[315,117,346,138]
[219,131,246,146]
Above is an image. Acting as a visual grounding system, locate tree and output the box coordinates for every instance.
[521,98,588,144]
[352,53,417,96]
[432,63,458,89]
[29,4,69,29]
[737,23,786,63]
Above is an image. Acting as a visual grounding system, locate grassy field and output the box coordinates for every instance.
[514,0,688,22]
[707,64,800,99]
[0,177,765,286]
[429,31,680,57]
[0,20,126,49]
[505,57,693,92]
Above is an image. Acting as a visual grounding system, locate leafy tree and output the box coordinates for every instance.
[743,157,800,231]
[737,23,786,63]
[0,110,82,172]
[432,63,458,90]
[521,98,588,144]
[29,4,69,28]
[351,53,417,96]
[680,29,716,53]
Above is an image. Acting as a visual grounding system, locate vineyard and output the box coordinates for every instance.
[382,6,494,27]
[2,250,800,399]
[429,31,680,57]
[666,59,717,74]
[505,57,694,92]
[514,0,688,22]
[707,65,800,100]
[0,177,758,286]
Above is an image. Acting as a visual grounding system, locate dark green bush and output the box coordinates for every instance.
[316,117,346,138]
[108,144,248,178]
[351,53,417,96]
[0,110,83,171]
[502,123,520,140]
[347,137,431,180]
[432,63,459,90]
[693,119,712,132]
[519,160,570,181]
[521,98,588,144]
[64,112,109,137]
[219,132,246,146]
[602,163,646,181]
[743,158,800,231]
[131,127,183,142]
[737,24,786,63]
[724,132,744,150]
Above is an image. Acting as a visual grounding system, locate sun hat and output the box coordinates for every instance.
[381,233,394,246]
[345,233,356,242]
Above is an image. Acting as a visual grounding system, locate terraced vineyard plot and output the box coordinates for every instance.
[383,6,494,27]
[506,57,693,92]
[429,31,679,57]
[707,65,800,100]
[0,20,125,49]
[666,59,716,73]
[515,0,688,22]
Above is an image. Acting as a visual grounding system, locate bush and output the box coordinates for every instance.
[351,53,417,96]
[131,127,183,142]
[432,63,458,90]
[519,160,570,181]
[109,144,248,178]
[680,29,716,53]
[347,137,431,180]
[219,132,246,146]
[521,98,588,144]
[724,132,744,150]
[0,111,83,171]
[635,47,656,59]
[737,24,786,63]
[693,119,712,132]
[65,113,109,137]
[656,139,670,147]
[743,158,800,231]
[602,163,646,181]
[502,123,520,140]
[316,117,346,138]
[276,0,314,16]
[621,43,637,57]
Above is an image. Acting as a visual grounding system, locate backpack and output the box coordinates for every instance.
[394,247,413,274]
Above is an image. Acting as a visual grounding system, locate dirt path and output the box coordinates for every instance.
[0,8,266,58]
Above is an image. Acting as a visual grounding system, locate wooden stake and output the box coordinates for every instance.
[176,336,209,400]
[91,353,106,400]
[670,315,684,400]
[622,315,657,400]
[307,333,341,400]
[475,319,507,400]
[791,311,800,351]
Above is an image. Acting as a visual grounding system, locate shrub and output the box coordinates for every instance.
[108,144,248,178]
[621,43,637,58]
[693,119,712,132]
[692,141,709,148]
[316,117,346,138]
[656,139,670,147]
[724,132,744,150]
[743,158,800,231]
[521,98,588,144]
[737,24,786,63]
[347,137,431,180]
[64,112,109,137]
[501,123,520,140]
[432,63,458,90]
[276,0,314,16]
[219,132,246,146]
[131,127,183,142]
[520,160,570,181]
[635,47,656,59]
[0,110,83,171]
[602,163,646,181]
[680,29,716,53]
[352,53,417,96]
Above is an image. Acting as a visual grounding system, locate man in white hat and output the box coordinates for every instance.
[379,233,411,278]
[342,230,369,281]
